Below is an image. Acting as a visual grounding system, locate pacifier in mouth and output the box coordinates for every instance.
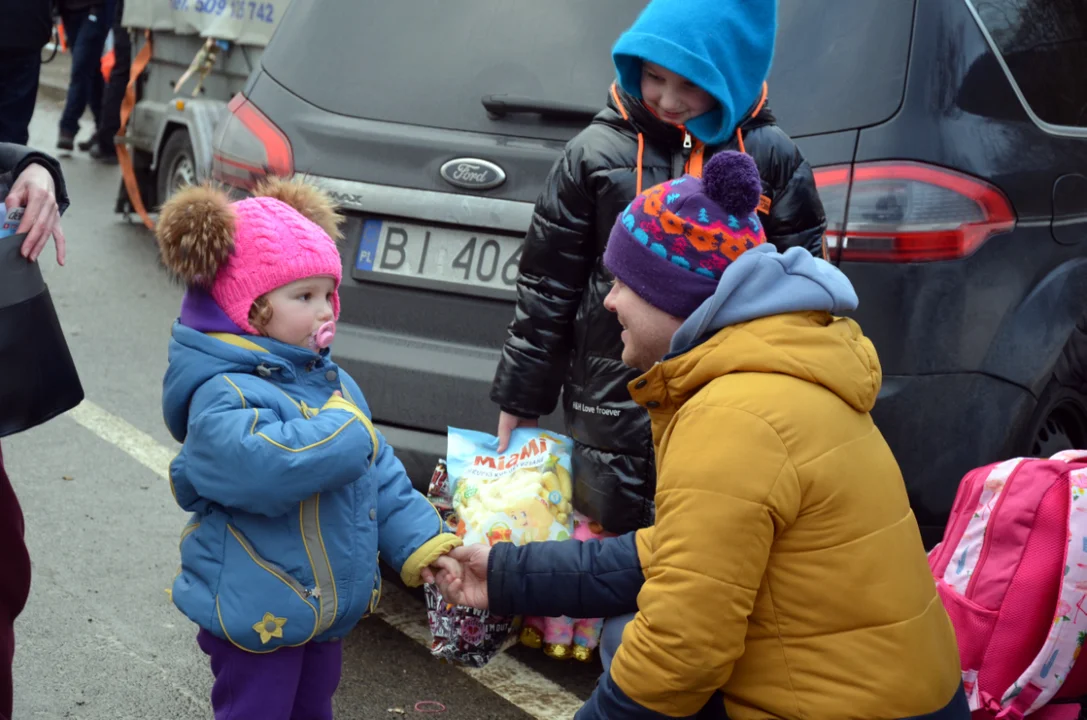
[312,321,336,350]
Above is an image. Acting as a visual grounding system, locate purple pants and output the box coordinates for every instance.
[197,630,343,720]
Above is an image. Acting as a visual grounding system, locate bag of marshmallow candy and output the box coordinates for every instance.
[423,427,576,666]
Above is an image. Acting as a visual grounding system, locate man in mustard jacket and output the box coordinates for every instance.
[425,151,968,720]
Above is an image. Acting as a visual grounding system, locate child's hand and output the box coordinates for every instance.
[420,560,447,588]
[496,411,538,453]
[422,545,491,610]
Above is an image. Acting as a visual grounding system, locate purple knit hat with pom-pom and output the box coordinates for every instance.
[603,151,766,318]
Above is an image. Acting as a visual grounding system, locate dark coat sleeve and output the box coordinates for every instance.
[489,136,597,419]
[488,532,644,619]
[766,155,826,257]
[0,143,70,215]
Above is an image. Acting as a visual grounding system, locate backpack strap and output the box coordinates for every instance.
[940,458,1024,594]
[992,459,1087,718]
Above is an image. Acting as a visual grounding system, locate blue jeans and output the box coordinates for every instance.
[95,0,129,154]
[59,8,108,137]
[599,614,729,720]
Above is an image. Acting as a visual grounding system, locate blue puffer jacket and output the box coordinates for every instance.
[162,324,460,652]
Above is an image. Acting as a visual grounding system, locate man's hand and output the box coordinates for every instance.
[496,411,538,453]
[421,544,492,610]
[7,163,66,266]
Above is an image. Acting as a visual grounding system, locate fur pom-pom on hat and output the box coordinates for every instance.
[155,184,236,287]
[252,176,344,242]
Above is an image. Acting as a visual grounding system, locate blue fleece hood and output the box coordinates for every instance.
[612,0,777,145]
[670,245,859,354]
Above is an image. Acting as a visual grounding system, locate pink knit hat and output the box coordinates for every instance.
[155,179,344,334]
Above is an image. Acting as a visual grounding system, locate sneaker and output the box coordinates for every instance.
[57,132,74,151]
[77,138,96,152]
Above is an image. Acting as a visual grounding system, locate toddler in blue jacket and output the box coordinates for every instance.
[156,178,460,719]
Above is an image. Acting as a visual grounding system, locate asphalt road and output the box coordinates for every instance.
[7,96,600,720]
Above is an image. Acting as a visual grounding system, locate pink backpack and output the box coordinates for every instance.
[929,451,1087,720]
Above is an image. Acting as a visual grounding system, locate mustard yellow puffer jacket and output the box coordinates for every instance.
[607,310,962,719]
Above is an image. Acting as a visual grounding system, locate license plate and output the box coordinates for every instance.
[355,219,522,293]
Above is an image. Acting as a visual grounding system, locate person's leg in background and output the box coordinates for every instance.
[0,51,43,146]
[599,613,729,720]
[58,8,108,150]
[89,52,105,133]
[80,8,108,146]
[0,445,33,720]
[90,0,129,164]
[57,10,87,148]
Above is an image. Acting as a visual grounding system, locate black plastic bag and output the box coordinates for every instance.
[0,232,84,438]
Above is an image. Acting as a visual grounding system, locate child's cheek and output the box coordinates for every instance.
[640,78,657,104]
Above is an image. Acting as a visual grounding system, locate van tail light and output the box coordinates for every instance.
[813,161,1016,262]
[212,93,294,189]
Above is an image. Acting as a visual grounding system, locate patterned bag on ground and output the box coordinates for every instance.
[425,584,520,668]
[928,450,1087,719]
[426,459,457,529]
[424,458,519,667]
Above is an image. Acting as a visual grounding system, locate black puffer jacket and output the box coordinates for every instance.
[491,86,827,534]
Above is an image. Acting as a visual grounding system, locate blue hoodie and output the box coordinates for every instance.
[612,0,777,145]
[162,323,458,651]
[670,243,859,354]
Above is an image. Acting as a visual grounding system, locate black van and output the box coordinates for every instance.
[211,0,1087,547]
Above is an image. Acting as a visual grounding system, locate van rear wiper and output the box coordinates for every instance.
[482,95,599,123]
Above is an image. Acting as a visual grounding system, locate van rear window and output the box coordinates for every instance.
[261,0,915,141]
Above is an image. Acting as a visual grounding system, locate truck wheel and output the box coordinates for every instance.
[157,129,196,207]
[1021,317,1087,458]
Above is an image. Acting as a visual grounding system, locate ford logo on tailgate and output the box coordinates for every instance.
[439,158,506,190]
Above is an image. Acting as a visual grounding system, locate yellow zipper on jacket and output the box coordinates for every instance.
[300,495,338,635]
